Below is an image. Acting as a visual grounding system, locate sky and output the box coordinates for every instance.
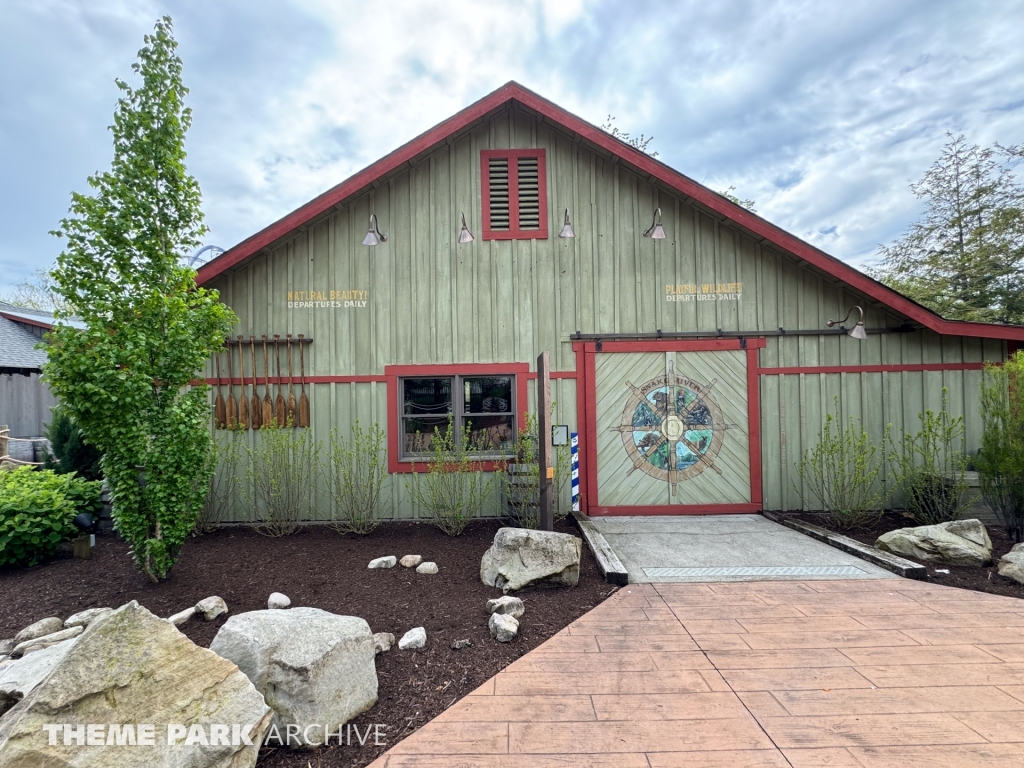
[1,0,1022,296]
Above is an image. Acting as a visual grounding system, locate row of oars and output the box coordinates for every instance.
[213,335,310,429]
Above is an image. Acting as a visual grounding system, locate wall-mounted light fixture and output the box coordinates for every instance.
[458,212,475,244]
[643,207,666,239]
[362,214,388,246]
[827,306,867,340]
[558,208,575,239]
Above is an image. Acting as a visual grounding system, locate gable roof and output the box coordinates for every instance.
[0,314,48,372]
[196,81,1024,342]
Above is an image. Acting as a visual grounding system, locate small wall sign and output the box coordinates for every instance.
[287,289,369,309]
[666,283,742,302]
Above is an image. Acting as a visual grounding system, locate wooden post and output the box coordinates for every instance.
[537,352,553,531]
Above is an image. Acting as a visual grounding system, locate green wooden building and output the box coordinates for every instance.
[197,82,1024,521]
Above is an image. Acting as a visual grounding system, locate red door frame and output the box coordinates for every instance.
[574,339,765,516]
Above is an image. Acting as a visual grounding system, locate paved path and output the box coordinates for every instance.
[588,514,896,582]
[369,578,1024,767]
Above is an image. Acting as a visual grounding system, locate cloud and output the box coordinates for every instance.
[1,0,1022,296]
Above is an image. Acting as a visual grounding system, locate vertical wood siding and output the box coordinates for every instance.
[207,104,1005,520]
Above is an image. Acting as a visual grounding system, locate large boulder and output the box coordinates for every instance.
[0,638,78,717]
[209,608,376,750]
[481,528,582,592]
[876,519,993,567]
[0,602,272,767]
[998,543,1024,585]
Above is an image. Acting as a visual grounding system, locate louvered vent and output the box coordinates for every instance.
[487,157,510,230]
[517,156,541,230]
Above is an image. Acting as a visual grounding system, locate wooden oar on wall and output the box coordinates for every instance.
[261,336,273,428]
[274,335,286,427]
[286,335,297,427]
[298,334,310,428]
[236,337,249,430]
[225,343,237,428]
[249,336,262,430]
[214,352,226,429]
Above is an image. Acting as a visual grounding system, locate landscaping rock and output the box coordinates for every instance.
[0,602,272,767]
[398,627,426,650]
[369,556,397,569]
[486,595,525,618]
[195,595,229,621]
[399,554,422,568]
[0,641,13,657]
[372,632,395,654]
[489,613,519,643]
[12,618,63,646]
[64,608,112,629]
[167,607,196,626]
[268,591,291,609]
[998,543,1024,585]
[416,561,439,575]
[0,637,77,717]
[210,607,377,749]
[12,626,83,658]
[481,527,582,592]
[875,519,993,567]
[452,639,472,650]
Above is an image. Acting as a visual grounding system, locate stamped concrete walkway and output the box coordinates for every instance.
[369,578,1024,767]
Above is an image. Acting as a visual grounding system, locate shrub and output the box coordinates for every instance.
[499,413,573,528]
[798,407,886,530]
[44,408,103,481]
[976,352,1024,543]
[888,391,969,525]
[245,423,321,536]
[0,467,101,567]
[196,427,244,534]
[406,417,496,536]
[328,421,387,535]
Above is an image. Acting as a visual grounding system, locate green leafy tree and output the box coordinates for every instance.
[600,115,658,157]
[44,17,235,581]
[872,134,1024,323]
[718,186,756,212]
[976,352,1024,543]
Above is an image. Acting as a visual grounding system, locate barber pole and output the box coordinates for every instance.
[571,432,580,512]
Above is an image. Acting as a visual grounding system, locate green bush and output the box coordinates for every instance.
[44,408,103,481]
[328,421,387,535]
[977,352,1024,543]
[244,423,321,537]
[0,467,102,567]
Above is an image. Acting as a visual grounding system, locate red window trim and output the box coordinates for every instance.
[385,362,530,474]
[480,149,549,240]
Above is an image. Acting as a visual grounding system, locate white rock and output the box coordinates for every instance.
[0,602,271,767]
[12,626,83,658]
[876,519,993,567]
[998,543,1024,585]
[486,596,525,618]
[13,617,63,646]
[398,627,427,650]
[481,528,582,593]
[416,561,439,575]
[268,592,291,609]
[368,556,397,569]
[0,637,78,717]
[372,632,395,654]
[0,640,13,656]
[489,613,519,642]
[399,554,423,568]
[195,595,229,621]
[210,608,377,749]
[452,638,472,650]
[167,607,196,626]
[64,608,112,629]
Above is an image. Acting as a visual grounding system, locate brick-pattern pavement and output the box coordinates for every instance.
[368,579,1024,767]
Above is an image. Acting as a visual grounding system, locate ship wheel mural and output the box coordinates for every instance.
[611,360,736,495]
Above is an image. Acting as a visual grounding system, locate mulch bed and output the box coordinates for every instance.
[790,510,1024,599]
[0,518,615,767]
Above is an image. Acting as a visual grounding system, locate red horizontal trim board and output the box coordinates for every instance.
[195,81,1024,342]
[590,504,761,516]
[202,375,386,385]
[759,362,986,375]
[525,371,577,380]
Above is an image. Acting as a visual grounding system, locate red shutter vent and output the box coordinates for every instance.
[481,149,548,240]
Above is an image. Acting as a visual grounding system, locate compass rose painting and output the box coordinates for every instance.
[611,360,735,495]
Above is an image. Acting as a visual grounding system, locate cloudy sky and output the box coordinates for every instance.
[1,0,1022,296]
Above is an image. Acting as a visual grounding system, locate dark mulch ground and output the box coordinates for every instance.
[789,510,1023,600]
[0,518,615,767]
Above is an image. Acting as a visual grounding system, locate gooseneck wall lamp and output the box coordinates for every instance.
[362,214,388,246]
[827,306,868,340]
[558,208,575,239]
[643,207,666,239]
[458,212,475,244]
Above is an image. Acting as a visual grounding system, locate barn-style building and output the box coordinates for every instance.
[196,82,1024,521]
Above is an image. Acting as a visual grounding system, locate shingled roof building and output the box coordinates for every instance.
[0,302,61,440]
[194,83,1024,522]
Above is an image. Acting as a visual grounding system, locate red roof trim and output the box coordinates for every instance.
[196,82,1024,341]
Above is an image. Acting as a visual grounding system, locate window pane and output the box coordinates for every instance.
[464,414,515,452]
[402,416,450,455]
[463,376,513,414]
[403,378,452,416]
